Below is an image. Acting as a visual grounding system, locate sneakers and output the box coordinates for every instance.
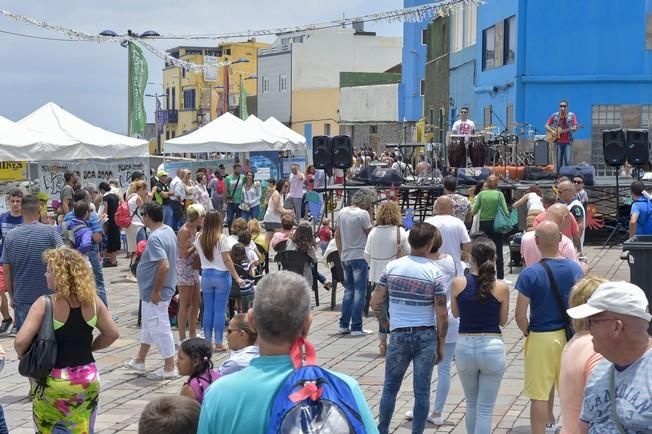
[7,326,16,337]
[404,411,444,425]
[545,423,559,433]
[0,318,13,335]
[350,329,372,337]
[123,359,146,373]
[337,327,351,334]
[147,368,180,380]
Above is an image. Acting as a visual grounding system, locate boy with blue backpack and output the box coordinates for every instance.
[197,271,377,434]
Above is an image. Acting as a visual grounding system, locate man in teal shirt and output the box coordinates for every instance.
[225,163,246,229]
[198,271,378,433]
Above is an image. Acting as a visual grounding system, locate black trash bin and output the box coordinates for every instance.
[623,235,652,333]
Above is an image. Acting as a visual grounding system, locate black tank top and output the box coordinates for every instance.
[54,306,95,368]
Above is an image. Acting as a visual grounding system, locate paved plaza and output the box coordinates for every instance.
[0,244,630,433]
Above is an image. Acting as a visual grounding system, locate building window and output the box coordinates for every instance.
[172,87,176,109]
[451,7,463,53]
[482,26,496,70]
[647,14,652,49]
[182,68,186,79]
[225,48,231,55]
[281,37,290,49]
[483,105,493,128]
[324,123,331,136]
[166,88,170,109]
[279,74,288,92]
[183,89,196,110]
[504,16,516,65]
[592,104,623,176]
[370,125,378,134]
[422,28,428,45]
[262,77,270,93]
[292,36,304,43]
[166,131,170,140]
[171,130,176,138]
[420,79,426,96]
[464,3,477,48]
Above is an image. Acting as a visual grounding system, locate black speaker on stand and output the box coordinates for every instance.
[602,128,628,248]
[331,135,353,169]
[312,135,331,170]
[626,129,650,168]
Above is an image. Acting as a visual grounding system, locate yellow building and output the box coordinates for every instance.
[162,39,269,145]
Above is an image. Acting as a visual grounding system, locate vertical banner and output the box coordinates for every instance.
[129,42,148,137]
[239,75,248,120]
[222,66,230,115]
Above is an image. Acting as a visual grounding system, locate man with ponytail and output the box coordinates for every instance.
[515,220,584,434]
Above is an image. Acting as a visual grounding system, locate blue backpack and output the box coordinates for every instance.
[61,219,94,254]
[267,338,366,434]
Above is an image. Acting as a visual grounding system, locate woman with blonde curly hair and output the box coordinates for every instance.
[558,275,607,434]
[364,201,410,355]
[15,248,119,434]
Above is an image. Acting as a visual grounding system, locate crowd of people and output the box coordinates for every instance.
[0,158,650,434]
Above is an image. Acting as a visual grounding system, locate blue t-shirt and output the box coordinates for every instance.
[378,255,445,331]
[198,355,378,434]
[580,349,652,433]
[0,212,23,261]
[631,198,652,235]
[136,225,177,302]
[515,258,583,332]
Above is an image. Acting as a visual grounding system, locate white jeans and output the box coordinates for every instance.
[140,300,175,359]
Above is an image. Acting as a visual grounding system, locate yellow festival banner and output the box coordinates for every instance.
[0,161,28,181]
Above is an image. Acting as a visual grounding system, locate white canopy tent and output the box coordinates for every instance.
[263,116,307,147]
[16,102,149,160]
[0,116,60,161]
[165,112,306,153]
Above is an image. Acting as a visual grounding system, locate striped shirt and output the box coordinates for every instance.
[378,255,444,331]
[1,222,63,304]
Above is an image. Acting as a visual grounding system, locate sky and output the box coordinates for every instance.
[0,1,403,134]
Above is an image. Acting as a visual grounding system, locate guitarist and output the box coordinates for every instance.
[545,100,578,173]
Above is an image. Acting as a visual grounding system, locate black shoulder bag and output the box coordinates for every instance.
[540,259,575,341]
[18,295,58,384]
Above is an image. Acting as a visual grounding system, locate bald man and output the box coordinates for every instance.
[425,196,471,276]
[520,205,581,268]
[515,220,584,434]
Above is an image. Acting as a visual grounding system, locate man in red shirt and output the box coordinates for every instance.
[545,100,578,172]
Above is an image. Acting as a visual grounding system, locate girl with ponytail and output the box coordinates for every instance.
[177,338,219,404]
[450,237,510,434]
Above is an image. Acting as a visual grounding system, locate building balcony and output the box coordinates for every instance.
[167,110,179,123]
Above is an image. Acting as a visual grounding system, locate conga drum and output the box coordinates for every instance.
[448,135,465,168]
[469,135,486,167]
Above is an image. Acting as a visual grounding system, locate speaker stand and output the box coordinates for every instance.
[601,168,629,249]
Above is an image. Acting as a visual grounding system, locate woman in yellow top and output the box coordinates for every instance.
[15,248,119,434]
[471,175,509,279]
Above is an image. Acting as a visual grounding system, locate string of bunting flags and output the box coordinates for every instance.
[0,0,478,72]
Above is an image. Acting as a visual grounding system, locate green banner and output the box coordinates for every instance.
[239,75,248,120]
[128,42,148,137]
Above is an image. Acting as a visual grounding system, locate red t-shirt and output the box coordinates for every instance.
[318,226,333,243]
[533,210,580,239]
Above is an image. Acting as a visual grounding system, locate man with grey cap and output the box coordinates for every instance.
[567,281,652,433]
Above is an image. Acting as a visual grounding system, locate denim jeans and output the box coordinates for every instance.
[556,143,572,170]
[339,259,369,332]
[163,205,173,228]
[201,269,232,345]
[0,403,8,434]
[15,302,31,331]
[87,245,108,307]
[432,341,456,414]
[241,205,260,222]
[226,203,241,230]
[479,220,504,280]
[455,335,506,434]
[378,328,437,434]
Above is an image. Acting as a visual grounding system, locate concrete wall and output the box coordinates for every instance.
[339,84,398,123]
[291,29,402,90]
[257,50,292,123]
[340,123,403,153]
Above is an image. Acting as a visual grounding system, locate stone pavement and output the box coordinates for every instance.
[0,244,630,433]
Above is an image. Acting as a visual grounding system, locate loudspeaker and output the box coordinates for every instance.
[370,167,403,186]
[602,129,626,167]
[626,129,649,166]
[331,135,353,169]
[312,135,331,170]
[534,140,550,166]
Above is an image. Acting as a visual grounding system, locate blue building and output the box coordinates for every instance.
[449,0,652,175]
[398,0,431,125]
[448,2,478,126]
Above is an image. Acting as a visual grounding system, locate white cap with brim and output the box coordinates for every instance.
[567,281,652,322]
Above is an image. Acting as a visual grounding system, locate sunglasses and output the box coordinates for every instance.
[560,105,567,108]
[573,180,583,184]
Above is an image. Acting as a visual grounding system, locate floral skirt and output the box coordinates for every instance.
[33,363,100,434]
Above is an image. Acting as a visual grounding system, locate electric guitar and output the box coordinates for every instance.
[545,124,583,143]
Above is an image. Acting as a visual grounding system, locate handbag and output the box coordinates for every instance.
[395,227,405,258]
[493,196,517,234]
[239,202,250,212]
[540,259,575,341]
[18,295,58,383]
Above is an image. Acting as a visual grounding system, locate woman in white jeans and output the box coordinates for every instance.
[451,237,509,434]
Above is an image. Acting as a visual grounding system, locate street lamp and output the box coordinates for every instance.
[99,29,160,136]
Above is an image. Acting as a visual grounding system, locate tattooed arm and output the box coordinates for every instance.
[370,285,389,332]
[434,293,448,364]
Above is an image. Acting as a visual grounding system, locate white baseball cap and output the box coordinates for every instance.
[567,281,652,322]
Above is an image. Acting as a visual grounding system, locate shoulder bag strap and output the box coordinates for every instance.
[539,259,572,328]
[609,365,627,434]
[40,295,55,339]
[396,226,401,252]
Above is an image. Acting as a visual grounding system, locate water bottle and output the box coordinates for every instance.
[505,170,510,182]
